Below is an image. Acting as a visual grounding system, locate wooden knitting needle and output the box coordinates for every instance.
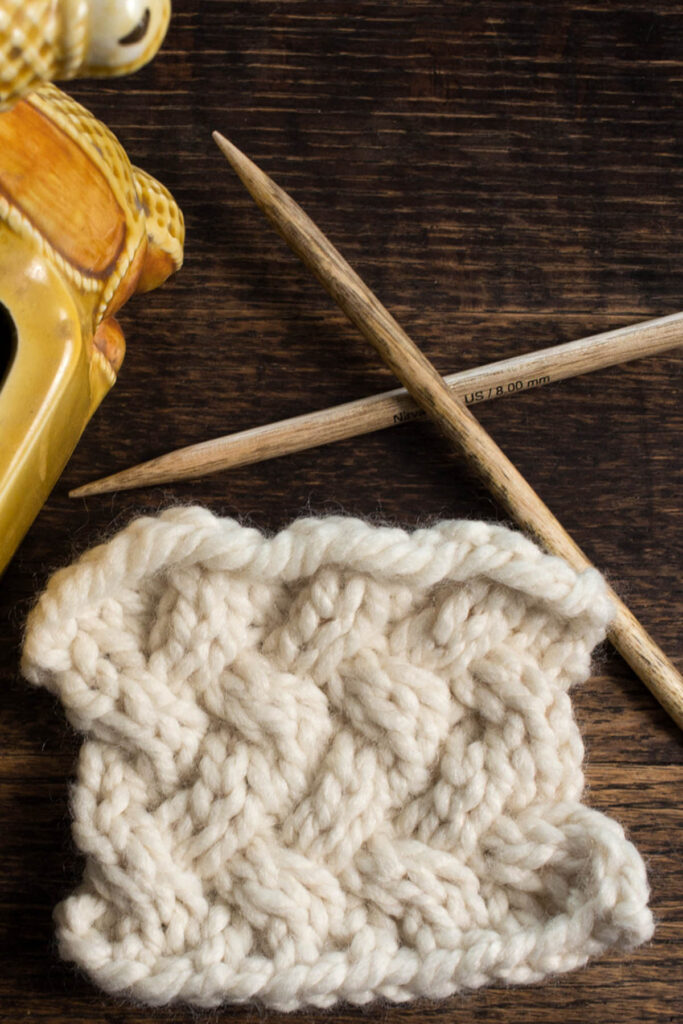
[211,131,683,731]
[70,313,683,497]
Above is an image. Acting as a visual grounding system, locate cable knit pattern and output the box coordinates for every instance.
[21,507,653,1010]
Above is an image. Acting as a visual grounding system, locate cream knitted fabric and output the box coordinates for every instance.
[21,507,653,1010]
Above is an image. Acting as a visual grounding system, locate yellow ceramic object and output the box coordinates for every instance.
[0,83,184,574]
[0,0,171,109]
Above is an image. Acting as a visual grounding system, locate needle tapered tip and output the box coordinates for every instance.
[213,131,255,178]
[213,130,290,220]
[70,476,127,498]
[212,130,236,160]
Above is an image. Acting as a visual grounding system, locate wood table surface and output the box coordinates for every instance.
[1,2,681,1021]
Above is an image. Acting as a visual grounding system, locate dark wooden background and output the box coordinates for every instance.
[1,1,681,1021]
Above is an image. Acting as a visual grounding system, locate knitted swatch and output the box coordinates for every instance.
[21,507,653,1010]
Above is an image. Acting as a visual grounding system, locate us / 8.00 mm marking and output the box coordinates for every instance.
[464,376,551,405]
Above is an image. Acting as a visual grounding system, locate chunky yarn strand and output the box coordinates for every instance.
[21,508,653,1010]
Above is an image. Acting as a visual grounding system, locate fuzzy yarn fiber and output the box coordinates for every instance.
[21,507,653,1010]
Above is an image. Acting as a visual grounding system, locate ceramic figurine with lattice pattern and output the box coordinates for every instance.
[0,0,171,108]
[0,4,183,573]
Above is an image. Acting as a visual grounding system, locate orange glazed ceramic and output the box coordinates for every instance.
[0,84,184,573]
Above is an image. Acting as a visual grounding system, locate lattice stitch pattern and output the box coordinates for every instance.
[21,507,654,1010]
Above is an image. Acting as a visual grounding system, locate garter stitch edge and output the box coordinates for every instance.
[21,507,653,1009]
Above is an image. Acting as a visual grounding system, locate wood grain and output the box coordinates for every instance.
[0,2,681,1022]
[213,130,683,726]
[70,312,683,494]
